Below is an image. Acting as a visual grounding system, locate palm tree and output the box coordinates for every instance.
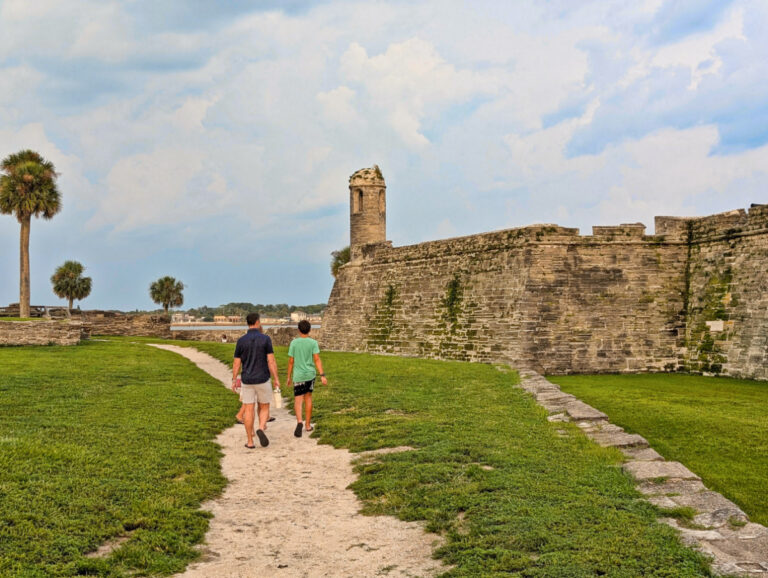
[51,260,92,311]
[0,150,61,318]
[149,276,184,314]
[330,246,351,278]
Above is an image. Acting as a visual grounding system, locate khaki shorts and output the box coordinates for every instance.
[240,380,272,404]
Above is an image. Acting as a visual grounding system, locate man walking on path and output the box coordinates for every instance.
[232,313,280,448]
[286,320,327,437]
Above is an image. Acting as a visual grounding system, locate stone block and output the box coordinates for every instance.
[623,460,700,481]
[587,431,648,448]
[621,447,664,461]
[564,400,608,421]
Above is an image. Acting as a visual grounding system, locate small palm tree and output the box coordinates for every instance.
[330,246,351,278]
[0,150,61,318]
[149,276,184,314]
[51,260,92,311]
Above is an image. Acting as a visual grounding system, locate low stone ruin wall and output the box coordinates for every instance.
[0,320,85,346]
[78,311,172,338]
[172,326,323,347]
[172,329,245,343]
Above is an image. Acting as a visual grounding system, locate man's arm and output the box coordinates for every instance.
[231,358,242,391]
[267,353,281,390]
[313,353,328,385]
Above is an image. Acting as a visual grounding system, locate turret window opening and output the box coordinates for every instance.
[357,190,364,213]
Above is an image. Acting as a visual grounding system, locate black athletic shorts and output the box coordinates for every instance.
[293,379,315,396]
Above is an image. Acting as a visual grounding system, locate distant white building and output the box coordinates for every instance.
[172,313,196,323]
[290,311,308,322]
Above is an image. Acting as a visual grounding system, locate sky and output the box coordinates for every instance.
[1,0,767,311]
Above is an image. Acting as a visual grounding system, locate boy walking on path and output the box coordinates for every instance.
[287,320,327,437]
[232,312,281,448]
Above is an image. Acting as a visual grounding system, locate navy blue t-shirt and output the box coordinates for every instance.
[234,329,274,384]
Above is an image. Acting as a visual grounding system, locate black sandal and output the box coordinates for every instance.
[294,422,303,437]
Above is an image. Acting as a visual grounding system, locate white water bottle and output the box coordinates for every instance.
[273,387,282,409]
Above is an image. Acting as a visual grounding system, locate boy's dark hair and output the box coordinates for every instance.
[246,312,260,326]
[298,320,311,334]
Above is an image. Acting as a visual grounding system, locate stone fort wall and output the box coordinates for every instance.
[322,205,768,379]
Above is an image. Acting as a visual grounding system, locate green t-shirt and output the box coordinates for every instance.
[288,337,320,382]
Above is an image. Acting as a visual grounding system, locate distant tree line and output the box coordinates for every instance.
[134,302,326,320]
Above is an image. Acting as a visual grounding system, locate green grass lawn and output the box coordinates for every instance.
[0,340,239,577]
[549,373,768,527]
[4,337,724,576]
[137,338,715,577]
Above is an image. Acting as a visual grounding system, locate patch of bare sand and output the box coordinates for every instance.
[148,344,446,578]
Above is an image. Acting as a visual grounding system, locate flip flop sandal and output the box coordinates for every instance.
[244,443,256,450]
[305,425,314,432]
[268,417,276,422]
[294,422,303,437]
[256,429,269,447]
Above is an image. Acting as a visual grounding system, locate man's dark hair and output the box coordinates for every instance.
[298,320,311,334]
[246,312,260,326]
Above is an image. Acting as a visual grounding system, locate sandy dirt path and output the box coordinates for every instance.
[149,344,445,578]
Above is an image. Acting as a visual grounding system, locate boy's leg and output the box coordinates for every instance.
[293,393,304,436]
[294,393,304,422]
[304,392,313,429]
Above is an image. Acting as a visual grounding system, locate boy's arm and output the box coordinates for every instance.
[286,357,294,387]
[313,353,327,385]
[231,358,242,391]
[266,353,281,390]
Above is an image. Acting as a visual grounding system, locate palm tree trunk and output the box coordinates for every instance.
[19,216,31,318]
[68,297,73,311]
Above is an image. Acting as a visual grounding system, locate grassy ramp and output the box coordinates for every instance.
[550,373,768,527]
[0,340,239,577]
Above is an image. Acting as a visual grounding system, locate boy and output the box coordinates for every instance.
[286,320,327,437]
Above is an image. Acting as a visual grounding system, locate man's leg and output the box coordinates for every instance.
[304,392,313,430]
[236,403,245,423]
[256,402,270,447]
[257,402,270,430]
[243,403,255,447]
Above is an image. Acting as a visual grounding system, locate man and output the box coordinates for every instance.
[232,312,280,448]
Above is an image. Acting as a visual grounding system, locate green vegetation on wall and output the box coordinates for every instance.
[684,265,734,374]
[441,273,463,333]
[367,283,398,350]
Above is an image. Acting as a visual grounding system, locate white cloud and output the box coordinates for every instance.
[91,148,234,231]
[339,38,502,148]
[317,86,361,126]
[623,6,746,89]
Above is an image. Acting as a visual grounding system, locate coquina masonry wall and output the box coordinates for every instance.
[322,205,768,379]
[0,321,85,346]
